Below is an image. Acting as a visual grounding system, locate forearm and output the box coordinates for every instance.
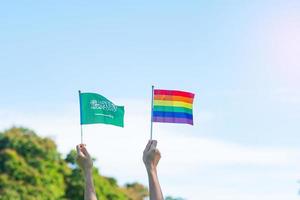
[147,168,164,200]
[84,169,97,200]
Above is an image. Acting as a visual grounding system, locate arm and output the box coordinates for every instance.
[143,140,164,200]
[76,144,98,200]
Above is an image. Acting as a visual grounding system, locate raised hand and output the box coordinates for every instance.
[143,140,164,200]
[76,144,93,172]
[76,144,97,200]
[143,140,161,171]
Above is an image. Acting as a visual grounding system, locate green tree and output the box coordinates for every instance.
[0,127,149,200]
[122,182,149,200]
[64,150,130,200]
[165,197,186,200]
[0,127,184,200]
[0,127,69,200]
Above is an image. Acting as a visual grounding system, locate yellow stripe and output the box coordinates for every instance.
[153,100,193,109]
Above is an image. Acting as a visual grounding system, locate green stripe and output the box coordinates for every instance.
[153,106,193,114]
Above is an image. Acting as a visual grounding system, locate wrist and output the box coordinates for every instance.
[146,166,157,174]
[83,168,93,176]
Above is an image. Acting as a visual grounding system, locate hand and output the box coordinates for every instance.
[76,144,93,172]
[143,140,161,171]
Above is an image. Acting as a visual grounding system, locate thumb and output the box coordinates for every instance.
[150,140,157,149]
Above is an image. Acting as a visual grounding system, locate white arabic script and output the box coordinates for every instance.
[90,100,117,112]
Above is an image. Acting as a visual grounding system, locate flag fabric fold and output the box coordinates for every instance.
[79,92,124,127]
[152,89,195,125]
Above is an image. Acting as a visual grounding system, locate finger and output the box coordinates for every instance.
[144,140,152,151]
[150,140,157,149]
[76,145,81,154]
[76,145,84,157]
[81,146,90,157]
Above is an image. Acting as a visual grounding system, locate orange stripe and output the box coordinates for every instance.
[154,95,194,104]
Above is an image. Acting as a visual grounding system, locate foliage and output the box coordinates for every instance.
[0,127,69,200]
[122,182,149,200]
[165,197,186,200]
[0,127,148,200]
[64,150,132,200]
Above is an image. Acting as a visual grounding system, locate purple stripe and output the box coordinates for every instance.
[153,116,193,125]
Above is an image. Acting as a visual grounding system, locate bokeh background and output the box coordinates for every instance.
[0,1,300,199]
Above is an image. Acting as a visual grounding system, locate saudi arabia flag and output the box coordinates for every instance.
[79,92,124,127]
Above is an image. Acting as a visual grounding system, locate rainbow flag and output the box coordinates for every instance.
[152,89,195,125]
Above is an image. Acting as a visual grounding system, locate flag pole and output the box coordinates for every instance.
[78,90,83,144]
[150,85,154,140]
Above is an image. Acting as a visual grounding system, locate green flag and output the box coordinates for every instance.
[79,92,124,127]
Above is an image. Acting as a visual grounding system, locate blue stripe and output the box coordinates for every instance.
[153,111,193,119]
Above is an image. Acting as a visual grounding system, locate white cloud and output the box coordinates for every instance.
[1,99,300,200]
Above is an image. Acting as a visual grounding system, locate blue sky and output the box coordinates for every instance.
[0,1,300,199]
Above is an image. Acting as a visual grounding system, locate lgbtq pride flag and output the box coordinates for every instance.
[152,89,195,125]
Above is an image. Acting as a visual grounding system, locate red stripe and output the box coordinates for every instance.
[154,95,194,103]
[154,89,195,98]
